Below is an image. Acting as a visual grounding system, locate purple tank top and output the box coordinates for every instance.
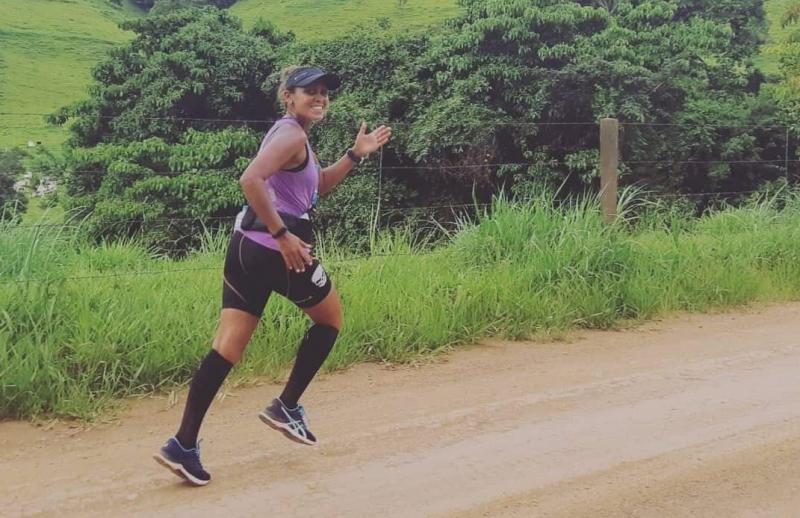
[237,117,320,250]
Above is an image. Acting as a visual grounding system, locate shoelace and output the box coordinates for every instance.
[282,406,310,436]
[192,440,205,469]
[296,405,310,427]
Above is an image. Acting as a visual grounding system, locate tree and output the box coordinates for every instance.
[50,8,293,252]
[393,0,775,195]
[50,8,283,147]
[53,1,782,252]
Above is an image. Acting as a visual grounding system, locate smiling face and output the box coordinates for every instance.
[284,80,330,123]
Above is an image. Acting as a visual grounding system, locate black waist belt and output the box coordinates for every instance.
[240,206,315,244]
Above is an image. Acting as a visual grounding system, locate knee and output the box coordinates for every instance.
[315,313,342,333]
[212,340,244,365]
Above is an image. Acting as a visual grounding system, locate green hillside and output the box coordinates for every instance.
[757,0,794,76]
[0,0,141,149]
[229,0,459,40]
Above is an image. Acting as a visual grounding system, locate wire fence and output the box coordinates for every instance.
[0,249,433,286]
[3,115,798,285]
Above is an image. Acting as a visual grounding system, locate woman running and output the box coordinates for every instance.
[154,65,392,486]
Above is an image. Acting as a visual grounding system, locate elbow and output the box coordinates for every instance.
[239,174,255,190]
[239,175,258,201]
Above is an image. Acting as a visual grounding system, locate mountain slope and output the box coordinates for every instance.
[229,0,459,40]
[0,0,141,148]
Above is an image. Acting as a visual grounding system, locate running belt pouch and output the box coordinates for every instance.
[240,206,314,244]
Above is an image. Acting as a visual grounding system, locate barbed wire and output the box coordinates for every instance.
[0,110,594,125]
[633,190,760,198]
[3,187,774,236]
[5,204,489,232]
[623,159,799,165]
[0,249,434,286]
[4,182,790,285]
[3,156,797,182]
[3,111,797,132]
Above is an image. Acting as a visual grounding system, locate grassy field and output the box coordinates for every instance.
[3,192,800,419]
[757,0,794,76]
[229,0,459,40]
[0,0,141,149]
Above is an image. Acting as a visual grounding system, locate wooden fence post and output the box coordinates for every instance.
[600,118,619,224]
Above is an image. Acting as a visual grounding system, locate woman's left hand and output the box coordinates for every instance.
[352,122,392,158]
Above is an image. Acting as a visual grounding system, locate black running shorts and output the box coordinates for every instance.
[222,231,332,316]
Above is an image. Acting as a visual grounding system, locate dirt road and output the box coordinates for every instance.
[3,304,800,517]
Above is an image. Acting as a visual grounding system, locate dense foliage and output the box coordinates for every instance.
[49,1,790,252]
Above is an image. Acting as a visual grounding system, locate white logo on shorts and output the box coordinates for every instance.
[311,265,327,288]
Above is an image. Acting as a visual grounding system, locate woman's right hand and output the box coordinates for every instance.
[276,232,314,272]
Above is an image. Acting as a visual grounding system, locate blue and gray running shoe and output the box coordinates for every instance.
[153,437,211,486]
[258,398,317,445]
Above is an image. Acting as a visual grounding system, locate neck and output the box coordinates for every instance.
[285,112,312,132]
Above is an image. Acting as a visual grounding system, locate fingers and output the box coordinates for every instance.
[299,247,314,266]
[367,125,392,149]
[376,125,392,145]
[354,123,393,155]
[284,240,314,273]
[287,253,312,273]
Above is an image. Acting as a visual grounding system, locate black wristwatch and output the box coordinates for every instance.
[271,226,288,239]
[346,148,363,165]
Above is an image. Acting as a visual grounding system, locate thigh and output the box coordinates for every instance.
[273,258,334,311]
[222,232,279,317]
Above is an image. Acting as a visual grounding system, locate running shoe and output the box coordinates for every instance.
[258,398,317,445]
[153,437,211,486]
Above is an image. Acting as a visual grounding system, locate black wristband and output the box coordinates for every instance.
[346,148,363,165]
[271,226,288,239]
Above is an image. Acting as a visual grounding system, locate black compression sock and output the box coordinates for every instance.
[175,349,233,449]
[279,324,339,409]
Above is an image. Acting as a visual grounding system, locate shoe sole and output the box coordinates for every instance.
[258,412,316,446]
[153,453,210,486]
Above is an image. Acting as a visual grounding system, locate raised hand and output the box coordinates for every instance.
[352,122,392,157]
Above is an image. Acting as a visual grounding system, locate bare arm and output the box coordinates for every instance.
[319,122,393,195]
[319,154,357,196]
[239,126,314,272]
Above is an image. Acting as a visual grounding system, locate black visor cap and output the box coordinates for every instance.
[286,67,341,90]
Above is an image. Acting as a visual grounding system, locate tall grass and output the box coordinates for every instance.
[3,190,800,419]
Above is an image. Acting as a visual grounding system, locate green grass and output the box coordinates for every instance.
[757,0,795,76]
[21,197,65,226]
[0,0,142,149]
[229,0,459,40]
[3,191,800,419]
